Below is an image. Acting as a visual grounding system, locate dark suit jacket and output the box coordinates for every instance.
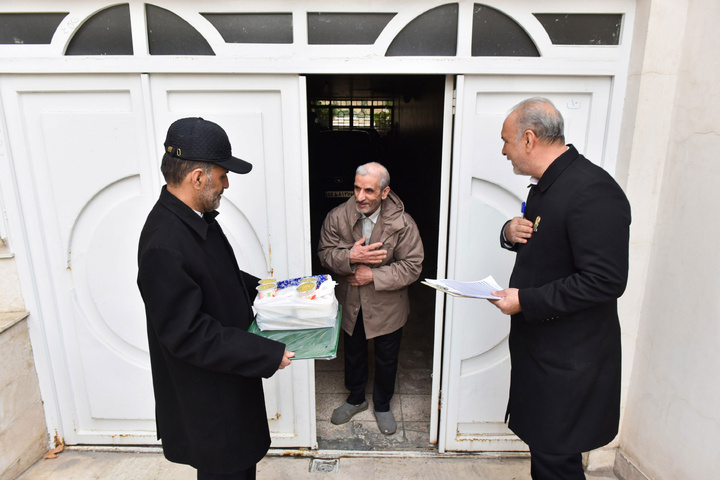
[501,145,631,454]
[137,186,285,473]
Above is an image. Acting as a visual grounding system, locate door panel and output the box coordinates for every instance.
[1,75,158,441]
[440,75,611,451]
[148,74,314,447]
[1,74,313,446]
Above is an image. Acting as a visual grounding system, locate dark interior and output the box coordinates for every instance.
[307,74,445,279]
[307,74,445,449]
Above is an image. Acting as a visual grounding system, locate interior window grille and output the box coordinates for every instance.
[310,99,394,135]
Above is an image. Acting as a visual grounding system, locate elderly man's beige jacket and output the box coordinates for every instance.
[318,190,424,339]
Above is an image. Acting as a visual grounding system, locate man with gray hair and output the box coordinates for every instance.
[489,98,631,479]
[318,162,424,435]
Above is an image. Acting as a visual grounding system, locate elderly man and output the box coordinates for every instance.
[490,98,631,480]
[137,117,294,480]
[318,162,424,435]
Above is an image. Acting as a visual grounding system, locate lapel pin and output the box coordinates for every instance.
[533,216,541,232]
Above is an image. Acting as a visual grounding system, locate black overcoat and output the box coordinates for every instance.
[137,186,285,473]
[502,145,631,454]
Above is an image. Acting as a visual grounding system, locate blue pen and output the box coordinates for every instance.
[521,202,526,215]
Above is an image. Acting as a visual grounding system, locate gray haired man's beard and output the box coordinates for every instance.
[199,179,222,212]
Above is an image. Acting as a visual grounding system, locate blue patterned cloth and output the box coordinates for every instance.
[276,274,329,290]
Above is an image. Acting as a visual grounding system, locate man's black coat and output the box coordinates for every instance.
[502,145,631,454]
[137,186,285,474]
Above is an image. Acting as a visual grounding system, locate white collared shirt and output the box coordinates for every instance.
[361,207,381,245]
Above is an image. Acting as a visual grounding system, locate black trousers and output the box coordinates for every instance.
[197,465,256,480]
[344,309,403,412]
[530,449,584,480]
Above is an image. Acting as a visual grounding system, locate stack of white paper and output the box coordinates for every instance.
[423,275,503,299]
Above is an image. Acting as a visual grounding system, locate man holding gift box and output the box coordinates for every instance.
[318,162,424,435]
[137,117,294,480]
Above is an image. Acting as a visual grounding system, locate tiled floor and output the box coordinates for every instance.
[314,283,436,451]
[16,449,619,480]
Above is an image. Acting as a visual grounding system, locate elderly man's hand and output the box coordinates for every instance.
[349,237,387,265]
[348,264,374,287]
[488,288,522,315]
[505,217,534,245]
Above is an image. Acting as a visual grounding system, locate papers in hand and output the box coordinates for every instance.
[423,276,504,299]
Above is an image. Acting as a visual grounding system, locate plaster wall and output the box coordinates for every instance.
[619,0,720,478]
[616,0,687,414]
[0,315,48,480]
[0,245,25,313]
[591,0,689,470]
[1,178,25,312]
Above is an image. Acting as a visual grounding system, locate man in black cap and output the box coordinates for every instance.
[137,117,294,480]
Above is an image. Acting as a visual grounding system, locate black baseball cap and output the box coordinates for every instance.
[164,117,252,174]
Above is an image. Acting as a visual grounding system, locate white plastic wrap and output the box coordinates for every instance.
[253,275,338,331]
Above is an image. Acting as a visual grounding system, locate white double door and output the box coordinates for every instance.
[1,74,314,446]
[2,72,614,450]
[438,75,613,451]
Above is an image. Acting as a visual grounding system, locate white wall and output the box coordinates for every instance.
[0,252,25,312]
[615,0,685,430]
[619,0,720,478]
[0,113,25,313]
[0,208,25,312]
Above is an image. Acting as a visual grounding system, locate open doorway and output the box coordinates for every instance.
[307,74,445,450]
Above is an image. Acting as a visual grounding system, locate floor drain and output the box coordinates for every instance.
[310,458,340,473]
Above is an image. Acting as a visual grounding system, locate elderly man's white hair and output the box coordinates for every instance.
[356,162,390,190]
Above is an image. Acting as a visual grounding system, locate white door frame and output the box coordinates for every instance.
[428,75,456,445]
